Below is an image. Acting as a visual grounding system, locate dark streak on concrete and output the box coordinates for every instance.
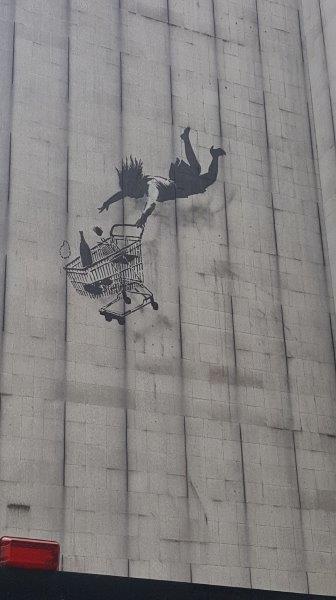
[292,428,310,596]
[306,99,316,168]
[120,51,123,115]
[270,193,279,256]
[280,305,290,386]
[63,401,67,486]
[178,287,183,359]
[11,22,16,85]
[316,203,326,267]
[169,66,174,127]
[64,274,68,342]
[257,7,309,587]
[67,37,70,102]
[329,314,336,374]
[318,0,336,149]
[211,0,217,38]
[255,0,262,53]
[230,295,237,371]
[263,91,269,149]
[239,424,253,589]
[61,0,72,573]
[183,416,189,500]
[7,133,12,206]
[125,408,129,494]
[292,430,303,507]
[2,256,7,333]
[297,9,305,65]
[223,182,230,247]
[66,145,69,213]
[166,0,170,24]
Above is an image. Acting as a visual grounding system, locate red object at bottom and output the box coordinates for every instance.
[0,537,60,571]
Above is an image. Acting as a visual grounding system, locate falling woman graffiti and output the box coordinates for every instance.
[98,127,226,227]
[62,128,226,324]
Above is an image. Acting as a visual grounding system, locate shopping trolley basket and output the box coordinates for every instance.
[64,224,158,324]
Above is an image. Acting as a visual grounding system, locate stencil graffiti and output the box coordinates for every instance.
[63,128,226,325]
[98,127,226,228]
[65,224,157,325]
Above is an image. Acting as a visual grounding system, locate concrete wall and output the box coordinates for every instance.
[0,0,336,595]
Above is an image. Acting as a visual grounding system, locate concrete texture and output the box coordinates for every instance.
[0,0,336,595]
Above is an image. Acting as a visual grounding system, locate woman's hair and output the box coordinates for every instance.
[116,156,150,198]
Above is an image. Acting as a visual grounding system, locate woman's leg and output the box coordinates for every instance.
[199,146,225,187]
[180,127,201,175]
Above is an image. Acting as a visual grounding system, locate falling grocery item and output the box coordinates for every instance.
[93,226,103,237]
[79,231,93,268]
[59,240,71,259]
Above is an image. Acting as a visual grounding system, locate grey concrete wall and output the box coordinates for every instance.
[0,0,336,595]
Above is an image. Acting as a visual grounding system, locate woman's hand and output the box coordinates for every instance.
[98,191,123,213]
[98,200,110,213]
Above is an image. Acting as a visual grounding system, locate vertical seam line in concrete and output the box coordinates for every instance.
[61,1,72,569]
[62,401,67,486]
[297,8,305,66]
[11,22,16,85]
[2,256,7,333]
[299,4,336,400]
[183,415,189,500]
[166,0,192,580]
[292,429,310,594]
[67,36,70,103]
[66,145,69,214]
[178,287,183,359]
[299,6,332,317]
[64,276,68,342]
[2,12,16,337]
[318,0,336,148]
[7,132,12,207]
[280,305,290,387]
[212,1,230,253]
[239,424,253,589]
[256,2,309,590]
[119,51,123,115]
[316,203,326,268]
[298,8,329,279]
[257,5,291,401]
[230,295,237,373]
[223,182,230,248]
[329,314,336,375]
[118,1,130,576]
[270,193,279,257]
[211,25,244,574]
[125,407,130,577]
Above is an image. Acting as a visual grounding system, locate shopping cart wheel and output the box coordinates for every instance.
[151,300,159,311]
[117,316,125,325]
[104,313,113,322]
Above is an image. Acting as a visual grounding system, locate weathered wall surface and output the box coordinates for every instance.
[0,0,336,595]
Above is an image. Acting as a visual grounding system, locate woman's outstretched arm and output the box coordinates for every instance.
[98,190,123,213]
[135,180,159,228]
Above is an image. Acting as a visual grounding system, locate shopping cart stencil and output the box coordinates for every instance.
[63,127,226,325]
[64,224,158,325]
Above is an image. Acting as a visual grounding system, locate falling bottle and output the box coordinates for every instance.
[79,230,93,268]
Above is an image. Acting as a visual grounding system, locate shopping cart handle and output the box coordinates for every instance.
[110,223,144,237]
